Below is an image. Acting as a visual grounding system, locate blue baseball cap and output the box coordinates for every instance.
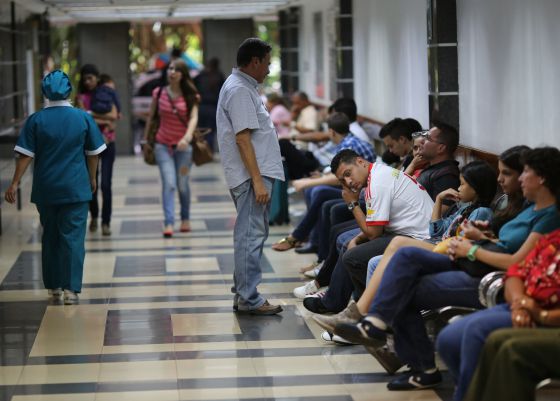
[42,70,72,100]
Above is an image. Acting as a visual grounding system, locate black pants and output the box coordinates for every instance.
[279,139,319,179]
[90,142,115,225]
[316,220,358,287]
[321,233,396,312]
[343,234,396,296]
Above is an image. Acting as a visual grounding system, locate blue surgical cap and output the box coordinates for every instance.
[42,70,72,100]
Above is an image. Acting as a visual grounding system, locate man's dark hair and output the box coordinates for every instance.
[381,149,401,165]
[237,38,272,67]
[171,47,182,59]
[432,119,459,155]
[327,112,350,136]
[331,149,359,175]
[379,117,421,141]
[403,118,423,134]
[331,98,357,122]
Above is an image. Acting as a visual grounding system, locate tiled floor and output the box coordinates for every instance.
[0,156,453,401]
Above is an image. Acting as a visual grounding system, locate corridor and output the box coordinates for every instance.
[0,156,450,401]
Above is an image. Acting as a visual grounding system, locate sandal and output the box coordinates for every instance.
[299,260,320,274]
[180,221,191,232]
[271,236,301,251]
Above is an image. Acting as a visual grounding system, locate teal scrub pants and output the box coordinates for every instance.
[36,202,88,293]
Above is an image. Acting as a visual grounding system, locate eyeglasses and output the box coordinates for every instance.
[412,130,445,145]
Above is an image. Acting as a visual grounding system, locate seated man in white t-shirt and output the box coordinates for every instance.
[303,148,434,314]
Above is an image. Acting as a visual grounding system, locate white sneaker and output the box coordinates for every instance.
[64,290,79,305]
[293,280,325,299]
[321,330,357,345]
[47,288,63,300]
[304,262,323,278]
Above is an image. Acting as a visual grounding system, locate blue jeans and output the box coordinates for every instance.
[369,247,483,371]
[229,177,274,310]
[292,185,341,241]
[37,202,88,293]
[155,143,193,226]
[366,255,382,284]
[436,304,512,401]
[90,142,116,225]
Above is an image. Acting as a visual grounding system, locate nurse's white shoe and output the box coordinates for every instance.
[47,288,63,300]
[64,290,79,305]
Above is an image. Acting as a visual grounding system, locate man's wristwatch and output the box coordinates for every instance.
[347,201,359,211]
[467,244,481,262]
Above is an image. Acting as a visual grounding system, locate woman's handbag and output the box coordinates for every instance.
[191,128,213,166]
[168,92,213,166]
[143,87,164,166]
[455,240,508,278]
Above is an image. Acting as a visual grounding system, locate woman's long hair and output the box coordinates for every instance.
[171,59,199,119]
[523,146,560,209]
[461,160,498,208]
[77,64,99,94]
[492,145,530,233]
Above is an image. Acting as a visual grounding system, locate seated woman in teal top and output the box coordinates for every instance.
[4,70,106,304]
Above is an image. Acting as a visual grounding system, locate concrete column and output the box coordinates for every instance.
[202,19,254,78]
[77,22,133,154]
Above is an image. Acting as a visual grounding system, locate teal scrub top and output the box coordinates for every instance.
[15,102,106,205]
[497,203,560,253]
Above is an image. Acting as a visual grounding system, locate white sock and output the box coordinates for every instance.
[424,367,438,374]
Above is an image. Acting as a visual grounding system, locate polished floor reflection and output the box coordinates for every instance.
[0,156,452,400]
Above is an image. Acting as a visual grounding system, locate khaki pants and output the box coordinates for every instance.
[465,328,560,401]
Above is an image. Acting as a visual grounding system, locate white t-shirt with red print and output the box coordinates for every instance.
[365,163,434,240]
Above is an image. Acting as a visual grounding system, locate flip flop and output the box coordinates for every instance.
[271,236,301,251]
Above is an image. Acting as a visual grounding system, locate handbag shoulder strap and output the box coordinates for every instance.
[152,86,164,119]
[166,87,188,127]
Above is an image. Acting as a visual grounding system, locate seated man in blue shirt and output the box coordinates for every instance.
[272,113,375,251]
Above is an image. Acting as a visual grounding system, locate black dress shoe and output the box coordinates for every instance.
[295,243,318,254]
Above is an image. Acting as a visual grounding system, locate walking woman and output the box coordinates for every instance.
[76,64,119,236]
[143,59,199,237]
[4,70,106,304]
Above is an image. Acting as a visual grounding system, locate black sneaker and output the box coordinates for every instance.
[303,295,330,314]
[387,369,442,390]
[334,317,387,348]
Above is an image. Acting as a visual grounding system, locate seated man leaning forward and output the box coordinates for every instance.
[301,148,434,314]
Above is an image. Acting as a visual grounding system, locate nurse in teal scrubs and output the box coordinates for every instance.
[4,70,106,304]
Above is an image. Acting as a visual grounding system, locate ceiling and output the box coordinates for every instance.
[13,0,293,22]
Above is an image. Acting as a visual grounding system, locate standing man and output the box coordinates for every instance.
[216,38,285,315]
